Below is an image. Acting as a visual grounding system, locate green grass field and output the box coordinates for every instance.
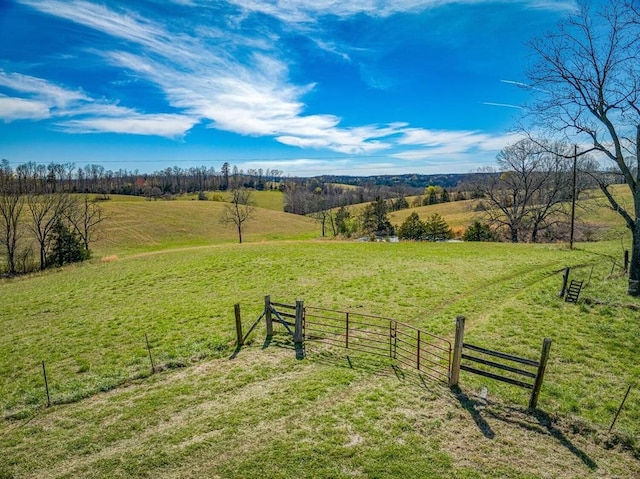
[93,193,315,256]
[1,191,639,478]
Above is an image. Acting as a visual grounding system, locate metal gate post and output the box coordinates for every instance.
[294,300,304,359]
[294,300,304,344]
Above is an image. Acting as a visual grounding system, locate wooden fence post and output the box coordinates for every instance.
[449,315,465,388]
[265,295,273,337]
[294,300,304,344]
[559,267,570,298]
[529,337,552,409]
[234,303,243,347]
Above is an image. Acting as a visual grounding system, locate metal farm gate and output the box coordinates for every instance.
[303,306,452,383]
[237,298,552,407]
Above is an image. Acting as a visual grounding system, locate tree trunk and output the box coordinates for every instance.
[628,222,640,296]
[237,223,243,244]
[510,226,519,243]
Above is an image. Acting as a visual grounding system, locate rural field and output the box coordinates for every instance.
[1,193,639,478]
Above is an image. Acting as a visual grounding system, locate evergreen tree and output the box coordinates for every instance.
[398,212,426,240]
[423,213,453,242]
[361,197,394,235]
[47,220,88,267]
[334,206,351,235]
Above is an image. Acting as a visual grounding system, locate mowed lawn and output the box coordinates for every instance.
[1,236,639,478]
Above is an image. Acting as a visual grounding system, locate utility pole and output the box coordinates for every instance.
[569,144,577,250]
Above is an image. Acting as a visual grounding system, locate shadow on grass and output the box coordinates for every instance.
[456,397,598,471]
[229,333,301,360]
[305,347,397,377]
[497,408,598,471]
[304,346,452,400]
[453,389,495,439]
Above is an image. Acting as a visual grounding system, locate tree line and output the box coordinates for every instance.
[313,136,616,244]
[463,139,604,243]
[0,159,283,198]
[0,161,104,275]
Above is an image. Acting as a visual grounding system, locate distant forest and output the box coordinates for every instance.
[309,173,473,189]
[0,160,284,197]
[0,159,471,198]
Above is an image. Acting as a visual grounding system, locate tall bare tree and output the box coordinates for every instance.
[220,188,256,244]
[65,194,105,254]
[27,193,74,270]
[527,0,640,294]
[0,166,24,275]
[472,139,573,243]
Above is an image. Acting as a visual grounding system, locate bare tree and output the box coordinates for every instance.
[220,188,256,244]
[66,194,105,253]
[472,139,572,242]
[309,201,331,237]
[0,191,24,275]
[27,193,74,270]
[527,0,640,294]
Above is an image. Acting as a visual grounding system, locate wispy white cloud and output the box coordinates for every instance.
[0,70,89,108]
[15,0,408,152]
[394,128,522,162]
[10,0,554,163]
[0,96,51,122]
[483,102,524,110]
[58,114,198,138]
[0,70,196,138]
[226,0,576,23]
[18,0,189,61]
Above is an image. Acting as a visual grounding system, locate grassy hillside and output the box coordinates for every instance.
[91,184,630,257]
[390,184,632,240]
[1,238,639,478]
[389,198,478,235]
[93,194,316,256]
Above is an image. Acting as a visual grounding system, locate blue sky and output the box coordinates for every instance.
[0,0,577,176]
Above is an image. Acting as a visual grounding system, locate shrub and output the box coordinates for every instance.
[463,221,496,242]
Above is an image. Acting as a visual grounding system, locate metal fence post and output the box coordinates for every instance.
[42,361,51,407]
[345,312,349,349]
[294,300,304,344]
[417,330,421,370]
